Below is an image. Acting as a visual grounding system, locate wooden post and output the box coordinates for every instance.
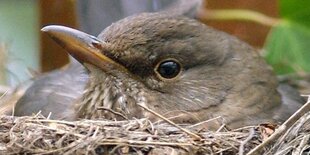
[39,0,78,72]
[200,0,278,48]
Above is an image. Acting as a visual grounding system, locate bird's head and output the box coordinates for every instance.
[42,12,280,127]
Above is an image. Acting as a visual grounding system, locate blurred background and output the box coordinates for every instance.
[0,0,308,91]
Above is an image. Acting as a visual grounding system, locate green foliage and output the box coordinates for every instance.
[279,0,310,28]
[264,0,310,74]
[265,22,310,74]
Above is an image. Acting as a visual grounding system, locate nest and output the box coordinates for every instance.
[0,115,265,155]
[0,95,309,155]
[0,116,260,154]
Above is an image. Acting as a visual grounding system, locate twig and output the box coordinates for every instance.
[247,96,310,155]
[97,106,128,120]
[99,139,193,147]
[197,9,280,27]
[274,146,294,155]
[0,90,8,100]
[33,111,42,117]
[239,128,255,155]
[232,126,257,132]
[30,118,137,127]
[92,126,100,138]
[137,103,202,141]
[0,85,10,94]
[292,135,310,155]
[187,116,222,129]
[216,124,227,132]
[46,112,52,119]
[212,135,239,150]
[216,146,234,154]
[30,119,76,126]
[301,94,310,103]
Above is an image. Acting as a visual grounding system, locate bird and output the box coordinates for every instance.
[11,12,304,129]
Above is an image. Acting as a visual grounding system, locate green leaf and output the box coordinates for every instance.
[280,0,310,28]
[264,22,310,74]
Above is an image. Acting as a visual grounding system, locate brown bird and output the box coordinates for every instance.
[13,12,304,129]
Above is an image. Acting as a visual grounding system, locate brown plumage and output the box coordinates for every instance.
[13,12,303,129]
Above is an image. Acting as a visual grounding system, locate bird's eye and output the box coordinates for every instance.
[156,60,181,79]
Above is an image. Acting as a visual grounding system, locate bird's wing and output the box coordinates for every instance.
[273,84,306,123]
[13,63,88,119]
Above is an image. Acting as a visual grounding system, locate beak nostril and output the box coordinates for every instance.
[91,40,102,49]
[87,35,102,49]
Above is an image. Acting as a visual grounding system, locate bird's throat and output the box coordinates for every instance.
[76,66,147,120]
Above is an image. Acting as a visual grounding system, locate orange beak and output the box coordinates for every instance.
[41,25,128,73]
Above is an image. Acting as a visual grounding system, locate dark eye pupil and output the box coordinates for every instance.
[157,60,181,79]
